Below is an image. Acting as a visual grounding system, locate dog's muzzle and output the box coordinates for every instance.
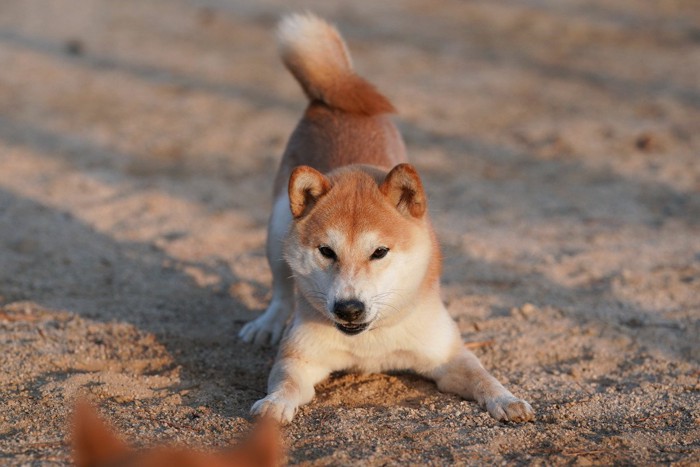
[333,300,370,335]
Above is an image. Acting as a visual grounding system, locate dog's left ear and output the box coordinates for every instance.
[224,418,283,467]
[289,166,331,218]
[379,163,426,218]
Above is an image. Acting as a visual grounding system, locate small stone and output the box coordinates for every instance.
[635,132,663,152]
[65,39,84,56]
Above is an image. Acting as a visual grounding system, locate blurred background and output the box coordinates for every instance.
[0,0,698,465]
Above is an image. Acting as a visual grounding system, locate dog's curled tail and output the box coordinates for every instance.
[277,13,395,116]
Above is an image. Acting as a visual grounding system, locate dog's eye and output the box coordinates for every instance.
[318,246,337,260]
[370,247,389,260]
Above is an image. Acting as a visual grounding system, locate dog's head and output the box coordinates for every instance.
[72,401,282,467]
[285,163,439,335]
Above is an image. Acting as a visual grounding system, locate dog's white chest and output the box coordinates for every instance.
[300,319,451,375]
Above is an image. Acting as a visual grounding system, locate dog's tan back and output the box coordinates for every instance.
[271,14,406,196]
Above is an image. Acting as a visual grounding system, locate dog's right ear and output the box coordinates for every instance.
[73,400,131,467]
[288,166,331,218]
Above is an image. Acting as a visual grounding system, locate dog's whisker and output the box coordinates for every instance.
[372,289,406,302]
[374,301,400,314]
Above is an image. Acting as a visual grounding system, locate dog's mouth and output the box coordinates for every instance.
[335,321,370,335]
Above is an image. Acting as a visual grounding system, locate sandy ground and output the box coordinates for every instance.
[0,0,699,465]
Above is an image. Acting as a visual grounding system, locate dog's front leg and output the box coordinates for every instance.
[251,356,329,424]
[428,347,534,423]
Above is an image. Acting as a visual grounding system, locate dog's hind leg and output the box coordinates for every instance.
[239,194,295,345]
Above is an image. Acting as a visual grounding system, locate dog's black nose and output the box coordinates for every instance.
[333,300,365,322]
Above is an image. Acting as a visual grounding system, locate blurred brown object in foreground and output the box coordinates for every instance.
[72,401,283,467]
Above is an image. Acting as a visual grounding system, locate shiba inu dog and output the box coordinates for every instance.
[72,401,282,467]
[239,13,534,424]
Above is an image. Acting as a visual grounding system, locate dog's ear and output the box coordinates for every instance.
[379,163,426,218]
[73,400,131,467]
[288,166,331,218]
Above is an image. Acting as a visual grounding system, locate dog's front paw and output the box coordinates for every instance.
[238,301,287,346]
[251,393,298,424]
[485,395,534,423]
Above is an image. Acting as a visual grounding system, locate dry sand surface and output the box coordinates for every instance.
[1,0,699,465]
